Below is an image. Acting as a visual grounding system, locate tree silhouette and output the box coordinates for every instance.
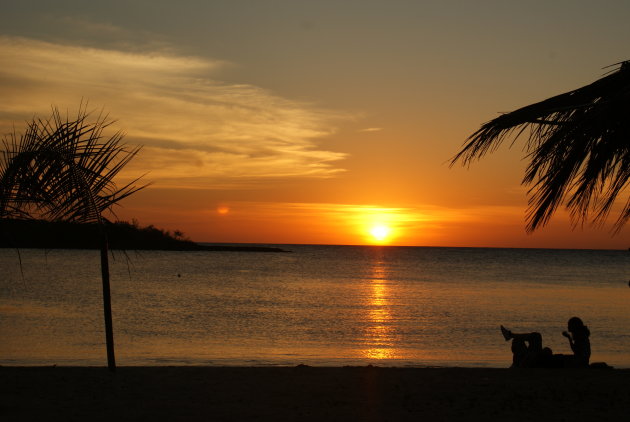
[0,105,147,371]
[452,61,629,233]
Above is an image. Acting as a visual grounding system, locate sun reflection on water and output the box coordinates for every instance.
[362,255,399,360]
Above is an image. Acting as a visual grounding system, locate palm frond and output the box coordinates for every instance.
[451,61,630,233]
[0,105,148,223]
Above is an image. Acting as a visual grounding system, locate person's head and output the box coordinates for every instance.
[568,317,589,336]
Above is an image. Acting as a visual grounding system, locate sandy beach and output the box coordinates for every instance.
[2,366,629,421]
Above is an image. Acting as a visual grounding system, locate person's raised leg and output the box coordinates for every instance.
[501,327,544,367]
[501,328,543,352]
[501,325,512,341]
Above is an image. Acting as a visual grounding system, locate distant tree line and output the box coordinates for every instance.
[0,218,202,251]
[0,218,288,252]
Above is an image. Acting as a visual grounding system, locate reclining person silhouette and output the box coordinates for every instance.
[501,317,591,368]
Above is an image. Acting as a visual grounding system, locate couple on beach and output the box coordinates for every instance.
[501,317,591,368]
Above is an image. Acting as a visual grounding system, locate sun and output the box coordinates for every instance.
[370,224,391,242]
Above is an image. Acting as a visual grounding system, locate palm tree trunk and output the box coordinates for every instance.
[99,233,116,372]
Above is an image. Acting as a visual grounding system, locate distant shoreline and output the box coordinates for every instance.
[2,366,629,420]
[0,245,289,253]
[0,219,288,252]
[168,244,289,252]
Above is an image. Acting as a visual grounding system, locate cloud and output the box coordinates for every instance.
[358,127,383,132]
[0,36,348,187]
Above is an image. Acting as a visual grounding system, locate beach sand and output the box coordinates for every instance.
[2,366,629,421]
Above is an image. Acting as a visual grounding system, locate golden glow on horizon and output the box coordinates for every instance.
[369,224,391,243]
[361,211,399,244]
[118,199,445,246]
[116,195,627,249]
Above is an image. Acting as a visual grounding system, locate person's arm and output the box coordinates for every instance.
[562,331,576,352]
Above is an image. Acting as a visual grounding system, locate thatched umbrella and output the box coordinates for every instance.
[452,61,630,233]
[0,106,147,371]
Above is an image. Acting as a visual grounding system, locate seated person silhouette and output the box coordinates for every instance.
[501,317,591,368]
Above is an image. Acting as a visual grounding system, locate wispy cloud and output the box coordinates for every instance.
[0,36,348,187]
[358,127,383,133]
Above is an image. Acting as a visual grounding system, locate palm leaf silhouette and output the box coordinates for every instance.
[452,61,630,233]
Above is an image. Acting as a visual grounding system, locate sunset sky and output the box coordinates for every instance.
[1,1,628,248]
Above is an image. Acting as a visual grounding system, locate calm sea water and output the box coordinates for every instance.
[1,245,628,367]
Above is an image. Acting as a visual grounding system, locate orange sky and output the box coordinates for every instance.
[1,1,628,248]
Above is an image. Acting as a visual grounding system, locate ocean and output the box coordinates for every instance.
[1,245,628,367]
